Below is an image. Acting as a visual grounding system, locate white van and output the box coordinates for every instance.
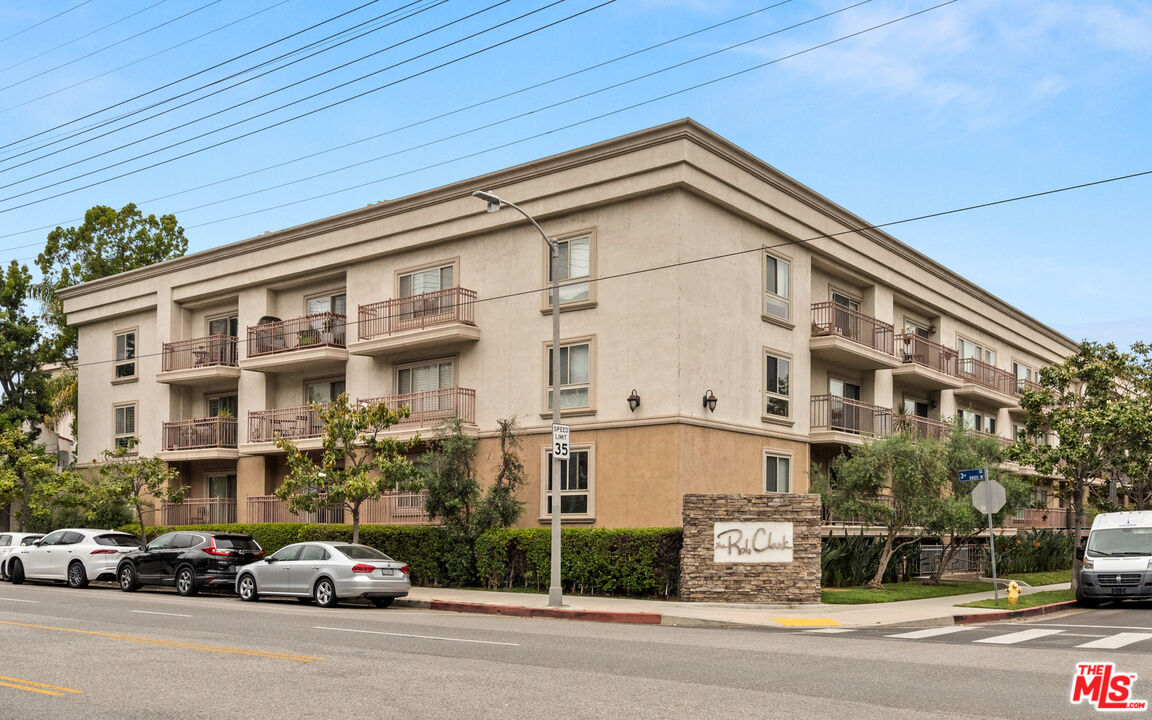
[1076,510,1152,606]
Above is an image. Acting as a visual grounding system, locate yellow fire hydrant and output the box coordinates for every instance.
[1007,580,1021,606]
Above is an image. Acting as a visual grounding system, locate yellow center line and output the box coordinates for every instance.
[0,675,83,694]
[0,620,322,663]
[0,680,67,697]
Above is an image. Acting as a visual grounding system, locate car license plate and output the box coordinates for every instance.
[1111,588,1126,595]
[380,569,395,576]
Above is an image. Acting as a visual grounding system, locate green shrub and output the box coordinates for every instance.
[985,528,1073,575]
[475,527,682,598]
[821,532,919,587]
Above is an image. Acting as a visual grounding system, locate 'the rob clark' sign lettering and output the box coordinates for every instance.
[712,522,794,563]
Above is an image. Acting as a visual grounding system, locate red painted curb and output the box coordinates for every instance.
[427,600,663,625]
[952,600,1076,625]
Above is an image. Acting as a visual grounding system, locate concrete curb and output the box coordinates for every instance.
[397,598,662,625]
[952,600,1077,625]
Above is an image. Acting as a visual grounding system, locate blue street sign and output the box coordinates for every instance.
[958,468,987,483]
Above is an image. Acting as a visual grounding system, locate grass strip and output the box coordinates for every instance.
[955,589,1074,609]
[821,581,991,604]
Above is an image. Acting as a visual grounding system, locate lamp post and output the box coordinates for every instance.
[472,190,564,608]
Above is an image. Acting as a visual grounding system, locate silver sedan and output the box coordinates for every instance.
[235,542,410,608]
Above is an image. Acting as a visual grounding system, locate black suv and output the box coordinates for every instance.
[117,531,264,596]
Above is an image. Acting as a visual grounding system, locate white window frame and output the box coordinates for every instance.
[540,444,594,518]
[114,403,137,450]
[395,357,455,395]
[763,451,792,494]
[763,349,791,419]
[763,251,791,320]
[957,335,997,366]
[114,329,137,380]
[397,261,457,298]
[543,230,596,310]
[544,337,594,413]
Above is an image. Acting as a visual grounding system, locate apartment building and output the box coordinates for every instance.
[60,119,1077,530]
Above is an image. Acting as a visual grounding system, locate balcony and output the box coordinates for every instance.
[157,336,240,386]
[809,302,900,371]
[890,334,962,391]
[955,357,1018,407]
[239,313,348,373]
[360,387,477,431]
[245,492,431,525]
[160,497,237,525]
[810,395,892,446]
[158,417,238,461]
[245,405,324,453]
[348,288,480,359]
[904,414,951,441]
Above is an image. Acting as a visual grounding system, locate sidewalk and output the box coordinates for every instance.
[394,582,1075,630]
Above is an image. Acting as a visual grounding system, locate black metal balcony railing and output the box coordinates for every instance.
[810,302,895,356]
[162,335,238,372]
[162,417,238,450]
[246,313,346,358]
[358,287,476,341]
[811,395,892,436]
[895,333,958,377]
[957,357,1017,396]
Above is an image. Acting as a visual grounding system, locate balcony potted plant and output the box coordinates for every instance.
[297,327,321,347]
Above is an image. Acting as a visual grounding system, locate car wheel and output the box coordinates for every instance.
[370,597,394,608]
[0,560,7,581]
[9,559,24,584]
[118,564,139,592]
[175,566,198,596]
[237,574,259,602]
[313,578,338,608]
[67,561,89,589]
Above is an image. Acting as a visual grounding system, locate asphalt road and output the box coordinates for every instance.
[1,580,1150,720]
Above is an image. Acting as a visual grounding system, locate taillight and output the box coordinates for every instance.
[201,539,231,557]
[90,549,117,555]
[400,565,409,575]
[351,564,376,574]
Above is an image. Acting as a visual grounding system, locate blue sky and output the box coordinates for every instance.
[0,0,1148,346]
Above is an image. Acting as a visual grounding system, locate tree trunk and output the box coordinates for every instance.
[351,503,360,545]
[135,500,148,544]
[927,536,963,585]
[1071,492,1085,579]
[867,530,899,589]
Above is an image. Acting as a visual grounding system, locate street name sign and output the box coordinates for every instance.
[552,423,570,460]
[958,468,987,483]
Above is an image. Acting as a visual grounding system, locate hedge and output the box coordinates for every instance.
[121,523,684,598]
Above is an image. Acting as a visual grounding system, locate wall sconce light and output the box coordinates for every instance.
[702,389,718,413]
[928,325,937,335]
[627,389,641,413]
[928,399,938,410]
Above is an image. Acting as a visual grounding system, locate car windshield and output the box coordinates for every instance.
[334,545,391,560]
[214,536,261,552]
[96,534,140,547]
[1086,527,1152,557]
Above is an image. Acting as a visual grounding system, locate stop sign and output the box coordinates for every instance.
[971,479,1006,515]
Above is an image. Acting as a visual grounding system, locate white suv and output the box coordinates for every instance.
[8,528,140,588]
[0,533,43,580]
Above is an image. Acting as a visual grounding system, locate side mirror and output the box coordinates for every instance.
[139,545,148,552]
[264,557,275,563]
[32,540,43,546]
[1075,547,1085,561]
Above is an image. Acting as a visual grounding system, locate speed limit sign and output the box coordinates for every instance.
[552,423,570,460]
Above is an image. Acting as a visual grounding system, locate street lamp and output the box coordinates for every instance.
[472,190,565,608]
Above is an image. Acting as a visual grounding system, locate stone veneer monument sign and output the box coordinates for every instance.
[681,494,821,603]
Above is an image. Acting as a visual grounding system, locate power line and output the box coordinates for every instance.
[0,0,172,76]
[0,0,615,213]
[0,0,794,244]
[0,0,224,94]
[0,0,94,44]
[0,0,388,153]
[53,168,1152,371]
[0,0,456,172]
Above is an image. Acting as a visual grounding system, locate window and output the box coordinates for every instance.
[903,319,930,338]
[114,330,136,379]
[958,337,996,366]
[764,352,790,417]
[1013,423,1026,442]
[547,341,591,410]
[544,447,591,515]
[299,545,330,562]
[764,253,790,319]
[831,291,860,311]
[206,393,238,418]
[306,293,346,316]
[208,315,238,337]
[959,409,995,434]
[1013,361,1035,391]
[306,293,347,344]
[764,453,791,493]
[114,404,136,449]
[306,379,345,405]
[903,397,930,418]
[270,545,302,562]
[396,360,453,395]
[399,264,453,298]
[548,234,591,306]
[207,473,236,500]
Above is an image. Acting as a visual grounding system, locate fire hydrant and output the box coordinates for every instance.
[1007,580,1021,605]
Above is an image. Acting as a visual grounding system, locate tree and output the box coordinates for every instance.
[0,428,89,532]
[815,431,948,589]
[475,417,527,530]
[274,394,417,544]
[1117,342,1152,510]
[1008,341,1132,578]
[924,421,1030,584]
[0,261,50,435]
[97,441,183,543]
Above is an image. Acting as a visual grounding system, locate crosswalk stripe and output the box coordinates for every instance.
[974,629,1064,645]
[1076,633,1152,650]
[887,627,972,640]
